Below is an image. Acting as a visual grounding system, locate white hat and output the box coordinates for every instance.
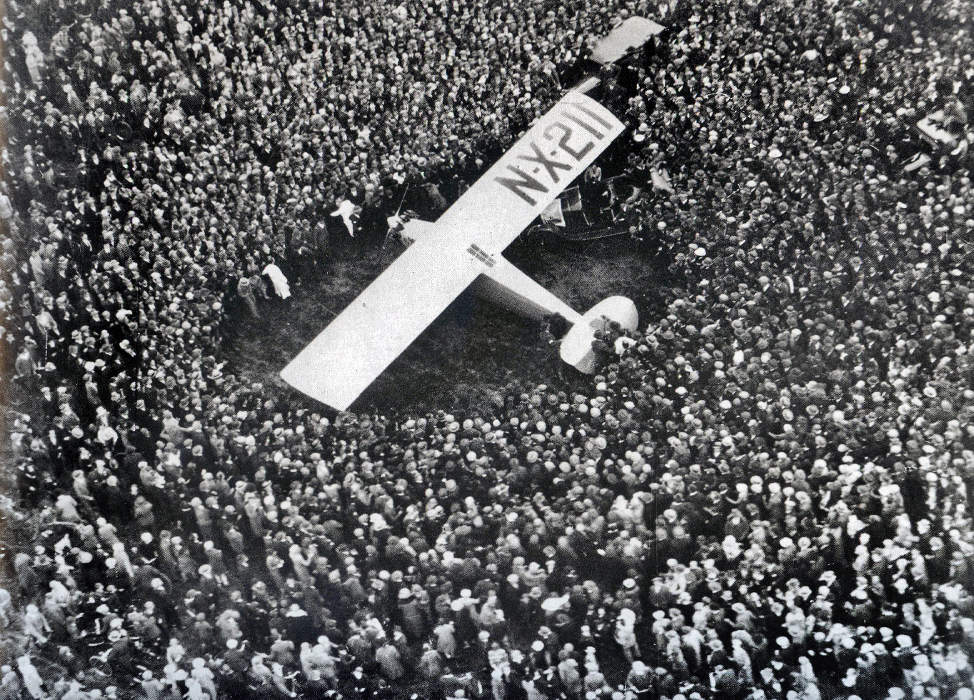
[541,595,569,612]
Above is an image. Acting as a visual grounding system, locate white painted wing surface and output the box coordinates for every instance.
[590,17,666,64]
[280,237,481,410]
[431,92,625,254]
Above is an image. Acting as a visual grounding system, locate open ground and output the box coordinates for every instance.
[223,236,676,417]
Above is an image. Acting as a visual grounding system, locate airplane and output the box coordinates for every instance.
[281,20,668,411]
[281,93,646,412]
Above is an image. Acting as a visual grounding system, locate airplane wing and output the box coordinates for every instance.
[280,237,482,410]
[431,92,625,254]
[590,17,665,65]
[282,93,625,410]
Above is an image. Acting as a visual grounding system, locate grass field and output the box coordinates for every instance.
[222,236,675,417]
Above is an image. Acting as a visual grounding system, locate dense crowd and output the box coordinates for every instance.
[2,0,974,697]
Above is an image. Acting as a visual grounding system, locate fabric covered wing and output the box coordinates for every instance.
[590,17,665,64]
[280,239,481,410]
[431,92,625,255]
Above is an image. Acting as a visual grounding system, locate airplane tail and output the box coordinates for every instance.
[559,296,638,374]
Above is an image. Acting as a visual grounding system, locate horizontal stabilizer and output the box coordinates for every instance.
[560,296,638,374]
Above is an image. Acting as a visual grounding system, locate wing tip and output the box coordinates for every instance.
[279,365,353,412]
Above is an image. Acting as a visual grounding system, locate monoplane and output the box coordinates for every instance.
[282,18,667,410]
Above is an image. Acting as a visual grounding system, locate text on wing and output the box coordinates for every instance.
[494,104,614,206]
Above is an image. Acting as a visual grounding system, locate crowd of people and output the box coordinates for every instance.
[1,0,974,697]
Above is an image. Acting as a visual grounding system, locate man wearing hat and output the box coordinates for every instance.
[433,619,457,660]
[396,587,427,642]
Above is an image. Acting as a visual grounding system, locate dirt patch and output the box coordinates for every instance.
[221,236,674,417]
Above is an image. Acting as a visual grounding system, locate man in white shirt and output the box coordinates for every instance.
[262,262,291,300]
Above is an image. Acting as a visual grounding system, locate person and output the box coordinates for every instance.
[330,199,358,238]
[1,0,973,697]
[236,277,259,319]
[0,665,22,700]
[22,604,50,646]
[15,656,44,700]
[262,262,292,300]
[614,609,639,663]
[0,589,10,629]
[191,657,218,700]
[376,640,404,681]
